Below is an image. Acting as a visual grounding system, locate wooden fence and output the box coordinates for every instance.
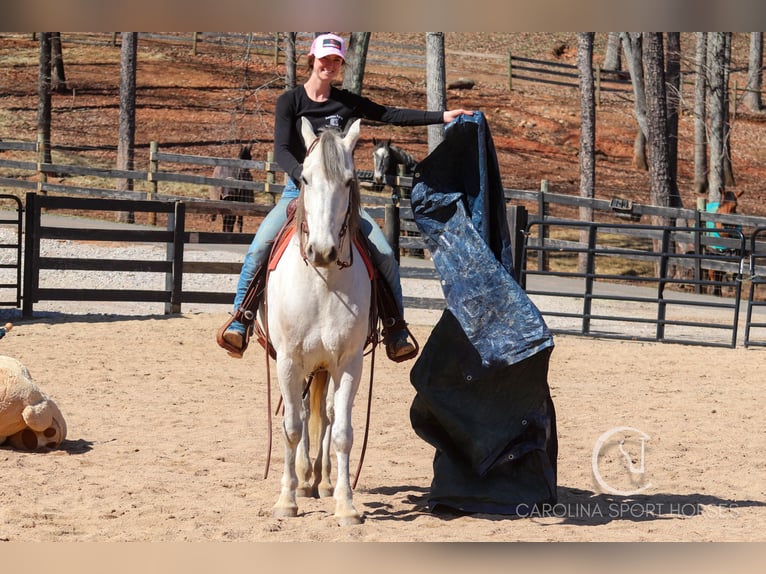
[3,138,766,346]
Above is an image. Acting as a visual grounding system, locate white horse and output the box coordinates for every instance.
[265,117,371,525]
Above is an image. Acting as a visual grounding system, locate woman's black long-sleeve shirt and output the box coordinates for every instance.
[274,85,443,185]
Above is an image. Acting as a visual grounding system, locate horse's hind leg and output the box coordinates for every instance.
[314,372,334,498]
[295,390,314,498]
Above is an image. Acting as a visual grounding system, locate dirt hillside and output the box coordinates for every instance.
[2,32,766,228]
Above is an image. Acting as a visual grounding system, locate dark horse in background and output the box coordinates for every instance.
[209,144,253,232]
[372,138,417,191]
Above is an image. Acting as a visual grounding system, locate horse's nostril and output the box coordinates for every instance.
[328,247,337,262]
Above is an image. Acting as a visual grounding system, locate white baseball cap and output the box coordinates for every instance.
[310,33,346,60]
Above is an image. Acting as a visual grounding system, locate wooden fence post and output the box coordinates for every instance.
[192,32,199,55]
[384,203,400,263]
[22,192,39,318]
[148,141,158,225]
[538,179,550,272]
[36,133,47,195]
[508,51,513,91]
[506,204,528,285]
[166,201,185,314]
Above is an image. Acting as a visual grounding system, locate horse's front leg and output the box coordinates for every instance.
[273,362,304,518]
[330,359,364,525]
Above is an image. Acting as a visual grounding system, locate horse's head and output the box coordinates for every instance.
[372,138,392,184]
[238,144,252,161]
[298,117,361,267]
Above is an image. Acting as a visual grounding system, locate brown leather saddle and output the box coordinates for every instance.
[216,200,417,362]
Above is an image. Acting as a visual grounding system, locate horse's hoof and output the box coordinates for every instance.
[296,486,314,498]
[272,506,298,518]
[318,487,334,498]
[337,514,363,526]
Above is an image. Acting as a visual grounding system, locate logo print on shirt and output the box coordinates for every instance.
[325,115,343,130]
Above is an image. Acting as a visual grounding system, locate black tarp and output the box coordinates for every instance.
[408,111,558,515]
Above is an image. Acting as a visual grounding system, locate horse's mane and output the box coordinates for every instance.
[388,143,417,168]
[296,129,361,239]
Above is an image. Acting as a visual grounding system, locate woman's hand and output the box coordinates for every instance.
[442,109,474,123]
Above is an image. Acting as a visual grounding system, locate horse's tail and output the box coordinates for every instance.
[309,370,328,450]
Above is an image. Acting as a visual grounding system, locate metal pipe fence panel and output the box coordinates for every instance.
[522,220,746,348]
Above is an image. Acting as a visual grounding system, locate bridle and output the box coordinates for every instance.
[297,134,356,269]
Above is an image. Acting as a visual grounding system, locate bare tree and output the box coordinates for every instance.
[50,32,67,93]
[693,32,708,197]
[116,32,137,223]
[37,32,52,166]
[284,32,297,90]
[425,32,446,152]
[744,32,763,112]
[642,33,674,215]
[665,32,682,207]
[603,32,622,71]
[707,32,727,204]
[621,32,648,170]
[342,32,370,95]
[722,32,735,187]
[577,33,596,274]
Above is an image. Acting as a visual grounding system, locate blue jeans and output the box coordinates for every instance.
[229,180,404,334]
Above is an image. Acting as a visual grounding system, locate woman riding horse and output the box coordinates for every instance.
[218,33,472,361]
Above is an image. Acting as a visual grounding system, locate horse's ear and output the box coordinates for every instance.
[300,117,317,148]
[343,119,362,150]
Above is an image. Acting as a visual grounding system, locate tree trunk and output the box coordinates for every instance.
[621,32,648,169]
[284,32,297,90]
[722,32,735,187]
[603,32,622,71]
[744,32,763,112]
[693,32,708,196]
[577,33,596,274]
[707,32,726,204]
[643,33,673,214]
[643,33,676,276]
[37,32,52,166]
[425,32,446,152]
[117,32,138,224]
[341,32,370,95]
[51,32,67,93]
[665,32,682,207]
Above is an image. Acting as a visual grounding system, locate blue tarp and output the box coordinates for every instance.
[411,112,553,371]
[408,112,558,515]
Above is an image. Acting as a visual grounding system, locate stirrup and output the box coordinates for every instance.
[382,321,419,363]
[216,315,249,359]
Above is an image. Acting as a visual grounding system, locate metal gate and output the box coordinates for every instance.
[521,219,746,348]
[0,194,23,308]
[744,227,766,347]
